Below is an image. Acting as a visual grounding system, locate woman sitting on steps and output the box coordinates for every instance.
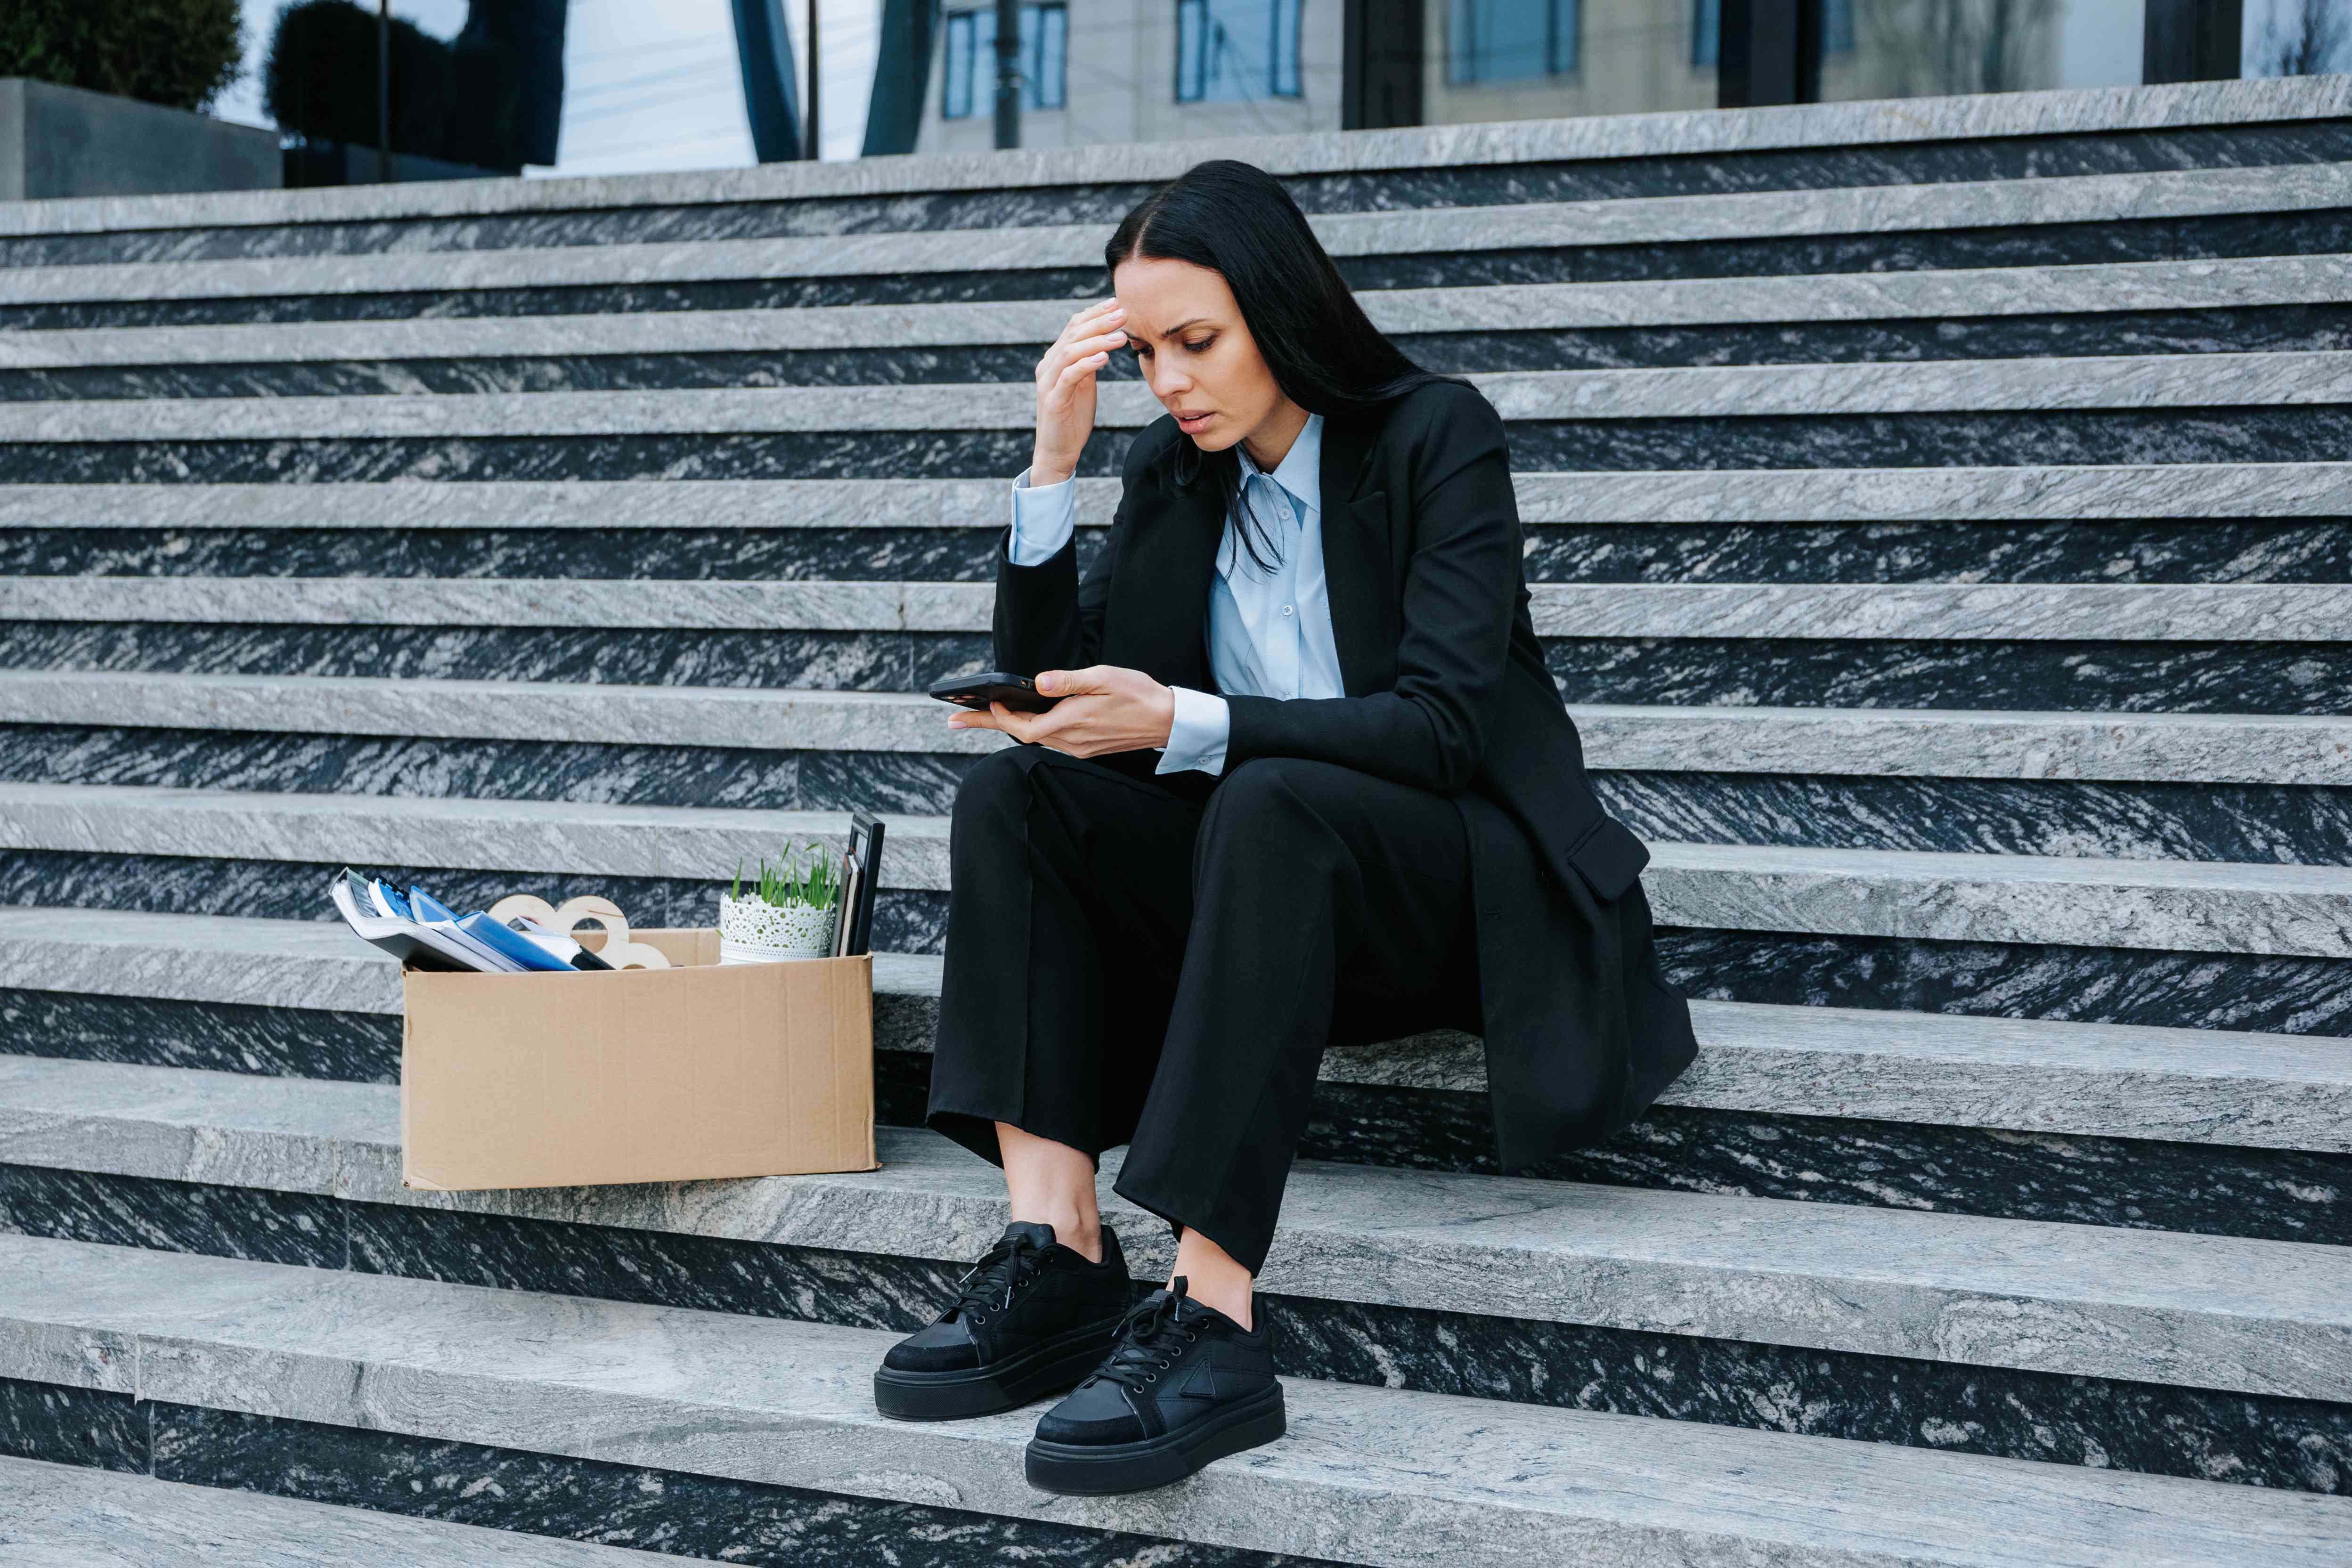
[871,157,1697,1496]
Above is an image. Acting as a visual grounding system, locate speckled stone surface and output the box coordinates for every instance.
[1,1159,2347,1494]
[0,619,2345,715]
[0,1452,709,1565]
[5,130,2350,303]
[5,256,2346,383]
[158,1406,1348,1567]
[0,1395,1339,1568]
[6,353,2347,443]
[12,406,2352,482]
[6,76,2345,241]
[5,782,2348,957]
[8,573,2348,646]
[11,727,2352,865]
[3,1066,2347,1401]
[5,459,2347,532]
[6,508,2352,586]
[0,1375,144,1473]
[2,910,2349,1242]
[8,674,2350,783]
[16,304,2352,404]
[1,1233,2347,1566]
[22,201,2352,334]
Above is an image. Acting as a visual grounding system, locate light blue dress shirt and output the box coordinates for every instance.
[1006,412,1343,776]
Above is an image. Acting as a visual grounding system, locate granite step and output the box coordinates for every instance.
[6,75,2341,251]
[4,674,2346,864]
[4,255,2344,376]
[5,1050,2348,1401]
[0,1231,2346,1562]
[6,160,2351,317]
[0,1452,693,1566]
[5,353,2346,442]
[10,617,2328,715]
[8,462,2345,530]
[3,904,2345,1244]
[1,672,2341,785]
[4,905,2345,1151]
[2,781,2346,959]
[6,574,2343,645]
[1,1052,2349,1490]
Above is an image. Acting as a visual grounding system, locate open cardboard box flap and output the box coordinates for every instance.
[400,929,876,1192]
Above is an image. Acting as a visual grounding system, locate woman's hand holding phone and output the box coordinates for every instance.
[1031,299,1126,486]
[948,664,1175,760]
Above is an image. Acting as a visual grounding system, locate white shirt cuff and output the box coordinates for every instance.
[1156,685,1230,776]
[1007,464,1079,566]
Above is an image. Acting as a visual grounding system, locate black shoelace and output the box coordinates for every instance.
[938,1229,1050,1328]
[1083,1275,1203,1391]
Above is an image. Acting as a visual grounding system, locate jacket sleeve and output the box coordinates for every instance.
[1221,384,1520,794]
[991,438,1145,676]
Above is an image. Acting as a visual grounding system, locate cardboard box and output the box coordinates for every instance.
[400,929,876,1191]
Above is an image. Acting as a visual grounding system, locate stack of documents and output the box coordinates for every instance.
[330,869,615,974]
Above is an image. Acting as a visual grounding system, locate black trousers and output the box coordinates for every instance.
[925,743,1482,1277]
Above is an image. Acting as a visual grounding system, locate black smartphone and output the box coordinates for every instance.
[927,670,1060,713]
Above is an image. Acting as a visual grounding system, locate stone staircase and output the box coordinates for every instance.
[1,75,2349,1564]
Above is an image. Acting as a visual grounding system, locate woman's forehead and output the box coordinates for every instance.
[1112,260,1232,336]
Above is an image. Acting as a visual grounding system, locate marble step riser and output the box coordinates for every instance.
[15,205,2352,336]
[15,116,2349,273]
[4,726,2347,867]
[6,985,2349,1243]
[3,854,2347,1043]
[12,406,2352,480]
[9,516,2352,585]
[11,306,2352,401]
[0,1163,2342,1495]
[0,1384,1289,1568]
[0,1454,698,1568]
[6,623,2346,716]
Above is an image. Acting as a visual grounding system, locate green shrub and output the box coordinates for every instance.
[264,0,457,161]
[0,0,244,113]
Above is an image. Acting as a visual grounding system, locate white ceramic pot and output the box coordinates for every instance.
[717,891,840,963]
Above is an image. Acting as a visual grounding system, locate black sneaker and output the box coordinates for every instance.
[1023,1274,1286,1494]
[873,1219,1132,1421]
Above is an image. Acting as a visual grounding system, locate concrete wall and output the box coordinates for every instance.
[0,77,280,203]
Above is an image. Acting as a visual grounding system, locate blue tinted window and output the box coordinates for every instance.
[1448,0,1580,82]
[1036,3,1068,106]
[1691,0,1718,66]
[945,4,1067,117]
[944,11,974,116]
[1174,0,1303,101]
[1821,0,1854,52]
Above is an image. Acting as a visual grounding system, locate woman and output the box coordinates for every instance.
[871,159,1696,1496]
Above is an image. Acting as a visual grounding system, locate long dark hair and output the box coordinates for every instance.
[1105,158,1468,576]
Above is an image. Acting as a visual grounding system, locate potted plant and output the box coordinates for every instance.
[718,843,842,963]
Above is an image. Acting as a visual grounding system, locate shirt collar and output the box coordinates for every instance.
[1233,410,1322,518]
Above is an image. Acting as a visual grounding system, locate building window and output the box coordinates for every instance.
[942,2,1067,119]
[1174,0,1304,102]
[1691,0,1718,65]
[1820,0,1853,53]
[1448,0,1580,83]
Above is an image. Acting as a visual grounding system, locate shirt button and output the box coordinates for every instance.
[1282,604,1294,616]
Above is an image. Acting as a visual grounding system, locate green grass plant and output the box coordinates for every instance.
[730,841,841,912]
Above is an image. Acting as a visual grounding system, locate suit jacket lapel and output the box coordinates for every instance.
[1317,410,1390,698]
[1108,441,1223,690]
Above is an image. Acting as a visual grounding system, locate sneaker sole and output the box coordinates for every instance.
[873,1312,1129,1421]
[1022,1383,1287,1495]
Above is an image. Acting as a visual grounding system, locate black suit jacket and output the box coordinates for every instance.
[991,379,1697,1173]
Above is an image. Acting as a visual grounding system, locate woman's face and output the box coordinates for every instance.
[1112,255,1295,452]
